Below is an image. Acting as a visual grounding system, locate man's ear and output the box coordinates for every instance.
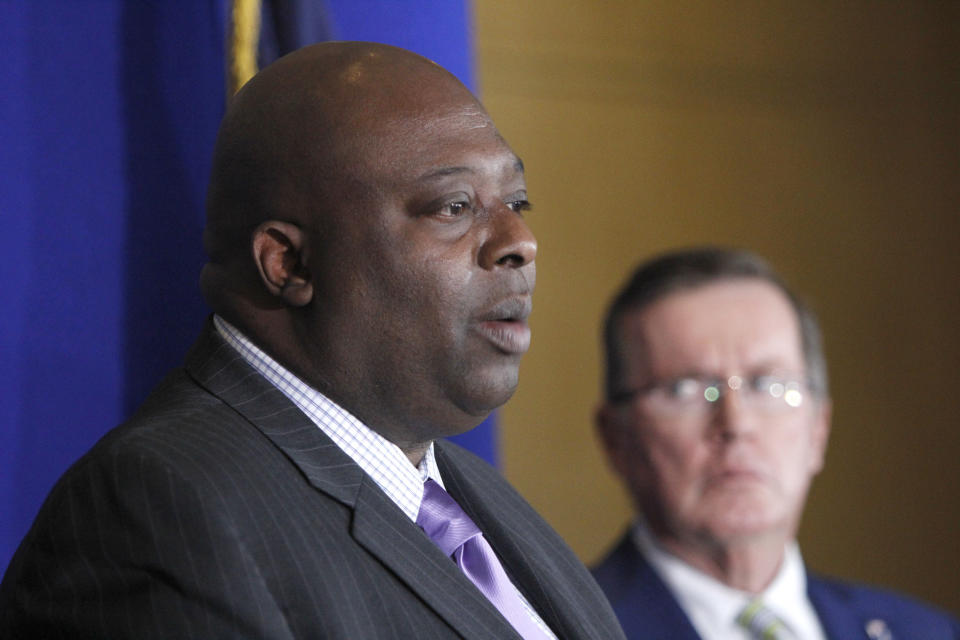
[809,398,832,475]
[251,220,313,307]
[595,403,630,479]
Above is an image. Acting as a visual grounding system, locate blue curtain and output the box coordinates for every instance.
[0,0,492,577]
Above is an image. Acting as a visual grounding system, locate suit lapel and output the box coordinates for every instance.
[184,320,363,505]
[808,575,869,640]
[351,478,523,640]
[442,472,568,636]
[183,321,521,639]
[595,532,703,640]
[626,550,702,640]
[437,442,618,640]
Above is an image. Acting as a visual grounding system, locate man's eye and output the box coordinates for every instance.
[750,376,780,393]
[438,201,469,217]
[665,378,700,399]
[507,199,531,213]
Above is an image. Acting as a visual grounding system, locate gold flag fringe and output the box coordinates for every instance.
[227,0,262,97]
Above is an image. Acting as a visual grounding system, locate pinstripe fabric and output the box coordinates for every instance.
[0,320,627,640]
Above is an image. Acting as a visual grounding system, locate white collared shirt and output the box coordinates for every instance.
[214,315,557,638]
[632,521,827,640]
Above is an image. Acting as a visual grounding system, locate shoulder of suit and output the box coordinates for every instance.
[56,366,267,494]
[590,529,637,578]
[808,572,960,633]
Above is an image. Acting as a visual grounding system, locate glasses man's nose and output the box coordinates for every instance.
[708,386,760,440]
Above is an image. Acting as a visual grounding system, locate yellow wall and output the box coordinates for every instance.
[474,1,959,615]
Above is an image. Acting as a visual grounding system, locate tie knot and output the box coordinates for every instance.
[416,479,481,557]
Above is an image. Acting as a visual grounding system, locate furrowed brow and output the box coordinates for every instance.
[418,166,475,181]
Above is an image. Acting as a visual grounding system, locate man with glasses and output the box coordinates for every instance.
[591,247,958,640]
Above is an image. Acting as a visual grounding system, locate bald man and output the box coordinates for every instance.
[0,43,625,640]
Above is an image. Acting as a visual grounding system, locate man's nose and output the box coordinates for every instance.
[709,390,759,441]
[478,205,537,270]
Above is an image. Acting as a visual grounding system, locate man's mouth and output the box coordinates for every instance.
[706,464,767,490]
[476,297,532,355]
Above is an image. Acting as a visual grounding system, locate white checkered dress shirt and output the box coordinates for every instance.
[214,316,557,638]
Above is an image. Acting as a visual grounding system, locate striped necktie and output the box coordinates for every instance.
[737,598,790,640]
[416,478,554,639]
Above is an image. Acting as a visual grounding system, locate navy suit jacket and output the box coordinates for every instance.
[0,321,626,640]
[592,530,960,640]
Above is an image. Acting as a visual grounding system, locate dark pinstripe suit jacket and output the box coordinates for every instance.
[0,322,626,640]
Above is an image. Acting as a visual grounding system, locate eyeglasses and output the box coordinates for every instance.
[611,374,810,417]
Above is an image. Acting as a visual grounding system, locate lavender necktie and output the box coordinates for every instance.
[416,478,553,640]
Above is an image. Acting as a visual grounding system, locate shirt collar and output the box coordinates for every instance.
[632,521,824,640]
[213,315,441,521]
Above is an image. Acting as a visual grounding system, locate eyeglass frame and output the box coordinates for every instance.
[608,372,813,415]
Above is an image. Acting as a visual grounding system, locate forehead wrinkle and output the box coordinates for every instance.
[418,166,476,181]
[378,105,494,138]
[417,157,523,183]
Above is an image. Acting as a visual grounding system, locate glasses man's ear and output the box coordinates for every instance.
[595,402,637,480]
[808,398,832,474]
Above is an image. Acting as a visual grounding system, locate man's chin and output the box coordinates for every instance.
[450,373,519,420]
[701,513,788,547]
[696,494,787,540]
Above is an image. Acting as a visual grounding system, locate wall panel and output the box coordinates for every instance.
[474,0,959,614]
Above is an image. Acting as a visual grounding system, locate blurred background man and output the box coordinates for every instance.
[592,247,959,639]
